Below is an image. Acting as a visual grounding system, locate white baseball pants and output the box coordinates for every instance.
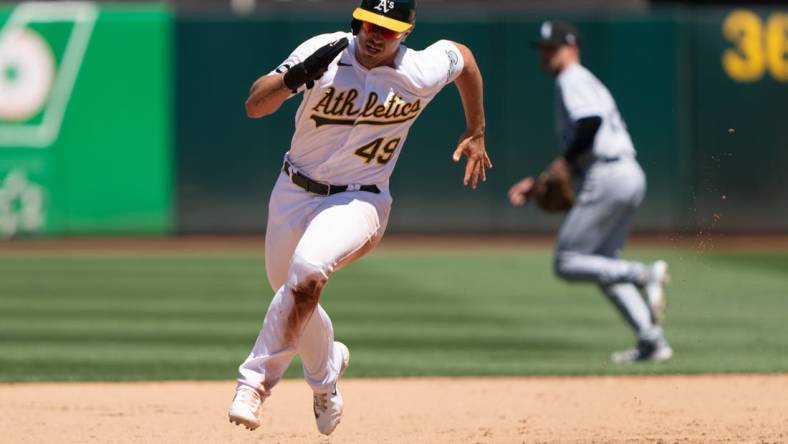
[553,157,663,343]
[236,172,391,395]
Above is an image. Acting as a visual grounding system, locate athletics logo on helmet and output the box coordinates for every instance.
[351,0,416,34]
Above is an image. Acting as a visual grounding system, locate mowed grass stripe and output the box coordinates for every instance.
[1,247,787,381]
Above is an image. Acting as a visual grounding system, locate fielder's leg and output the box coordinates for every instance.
[551,161,671,362]
[553,160,650,287]
[554,201,657,337]
[593,206,662,343]
[554,202,649,286]
[595,208,671,363]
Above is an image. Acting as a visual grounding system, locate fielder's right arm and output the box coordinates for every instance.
[245,75,291,118]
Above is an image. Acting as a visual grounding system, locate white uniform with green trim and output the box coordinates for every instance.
[236,32,465,395]
[276,31,463,185]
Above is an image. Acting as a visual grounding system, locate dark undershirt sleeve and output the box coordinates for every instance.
[563,115,602,168]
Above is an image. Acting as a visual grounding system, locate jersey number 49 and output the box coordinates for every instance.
[354,137,401,165]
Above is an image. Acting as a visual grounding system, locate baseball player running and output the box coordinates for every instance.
[508,21,672,363]
[228,0,491,435]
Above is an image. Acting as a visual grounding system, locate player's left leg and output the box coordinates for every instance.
[292,191,389,391]
[553,159,651,287]
[291,191,390,435]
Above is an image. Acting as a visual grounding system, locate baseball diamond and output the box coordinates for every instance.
[1,236,788,442]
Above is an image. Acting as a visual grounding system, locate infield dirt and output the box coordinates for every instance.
[3,374,786,443]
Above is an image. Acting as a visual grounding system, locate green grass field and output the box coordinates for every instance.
[1,245,787,382]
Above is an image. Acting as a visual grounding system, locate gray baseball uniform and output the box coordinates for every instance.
[552,63,665,346]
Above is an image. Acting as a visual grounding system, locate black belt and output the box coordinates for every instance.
[282,161,380,196]
[598,156,621,163]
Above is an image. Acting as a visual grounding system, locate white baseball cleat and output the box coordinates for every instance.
[228,385,268,431]
[645,260,670,324]
[611,339,673,364]
[313,341,350,435]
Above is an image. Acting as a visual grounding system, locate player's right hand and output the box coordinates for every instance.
[508,177,535,206]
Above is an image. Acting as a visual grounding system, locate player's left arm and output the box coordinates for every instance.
[450,42,492,190]
[560,116,601,173]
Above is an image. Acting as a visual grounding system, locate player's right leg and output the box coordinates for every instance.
[229,173,310,430]
[601,282,672,363]
[262,191,347,418]
[593,209,665,344]
[264,173,313,291]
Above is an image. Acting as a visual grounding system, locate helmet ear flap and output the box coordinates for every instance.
[351,19,361,35]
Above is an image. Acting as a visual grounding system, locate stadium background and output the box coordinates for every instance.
[1,1,786,236]
[1,1,787,443]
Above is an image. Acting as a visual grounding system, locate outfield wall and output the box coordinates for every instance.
[175,7,788,233]
[175,12,689,233]
[1,5,785,236]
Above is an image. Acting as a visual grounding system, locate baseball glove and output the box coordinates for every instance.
[528,159,575,212]
[284,37,349,92]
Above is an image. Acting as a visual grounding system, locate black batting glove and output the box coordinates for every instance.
[283,37,349,92]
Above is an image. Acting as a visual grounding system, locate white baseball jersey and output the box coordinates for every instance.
[271,31,465,186]
[235,33,465,397]
[555,63,635,160]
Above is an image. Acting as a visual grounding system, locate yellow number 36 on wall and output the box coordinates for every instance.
[722,10,788,82]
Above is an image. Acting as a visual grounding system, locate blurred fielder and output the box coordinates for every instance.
[228,0,491,435]
[508,21,672,364]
